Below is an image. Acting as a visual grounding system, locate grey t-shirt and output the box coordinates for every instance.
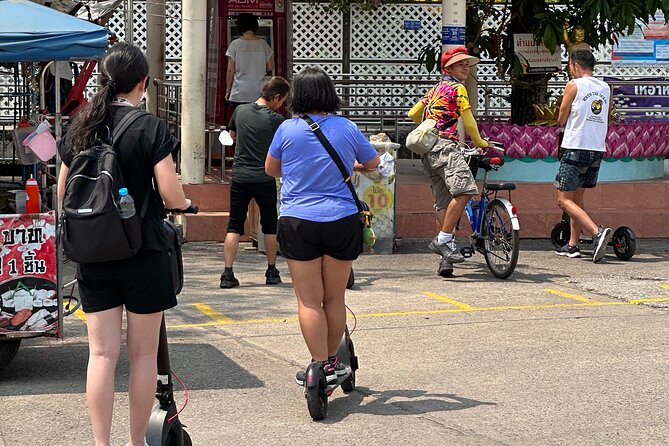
[228,103,285,183]
[225,38,273,102]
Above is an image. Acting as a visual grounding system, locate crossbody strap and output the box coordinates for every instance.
[301,115,364,214]
[111,109,151,219]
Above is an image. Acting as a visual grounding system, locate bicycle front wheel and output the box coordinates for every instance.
[481,199,520,279]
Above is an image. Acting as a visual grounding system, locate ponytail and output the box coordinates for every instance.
[65,43,149,153]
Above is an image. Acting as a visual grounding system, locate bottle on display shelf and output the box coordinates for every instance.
[25,175,40,214]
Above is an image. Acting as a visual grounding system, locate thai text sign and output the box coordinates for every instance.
[0,212,58,337]
[513,34,561,74]
[606,76,669,120]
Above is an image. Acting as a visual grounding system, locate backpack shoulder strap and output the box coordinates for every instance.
[112,109,146,144]
[111,109,151,218]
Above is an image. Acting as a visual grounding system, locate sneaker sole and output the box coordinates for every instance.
[593,229,613,263]
[556,251,582,258]
[428,243,465,263]
[265,279,281,285]
[219,282,240,289]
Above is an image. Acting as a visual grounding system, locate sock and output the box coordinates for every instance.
[224,267,233,274]
[437,231,453,244]
[328,355,337,363]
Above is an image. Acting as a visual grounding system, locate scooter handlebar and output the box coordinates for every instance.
[165,204,199,214]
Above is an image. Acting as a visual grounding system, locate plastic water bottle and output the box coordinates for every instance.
[118,188,136,219]
[118,188,142,249]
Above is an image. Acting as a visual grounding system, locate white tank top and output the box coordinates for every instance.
[561,77,610,152]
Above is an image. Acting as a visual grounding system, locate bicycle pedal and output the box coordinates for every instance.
[460,246,474,258]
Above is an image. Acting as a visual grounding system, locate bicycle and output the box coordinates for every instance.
[455,142,521,279]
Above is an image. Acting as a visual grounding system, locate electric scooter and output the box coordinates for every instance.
[146,205,198,446]
[296,326,358,421]
[550,212,637,260]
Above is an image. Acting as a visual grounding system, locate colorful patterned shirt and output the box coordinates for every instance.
[420,76,471,141]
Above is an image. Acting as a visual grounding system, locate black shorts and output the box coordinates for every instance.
[227,179,278,235]
[277,214,362,261]
[76,250,177,314]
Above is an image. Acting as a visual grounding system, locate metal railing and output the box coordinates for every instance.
[154,75,669,172]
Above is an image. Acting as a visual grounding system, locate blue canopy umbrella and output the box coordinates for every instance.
[0,0,109,63]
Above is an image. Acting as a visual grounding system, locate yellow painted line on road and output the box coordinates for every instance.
[192,303,235,324]
[423,292,475,310]
[165,297,669,329]
[74,308,87,324]
[545,288,597,303]
[661,285,669,289]
[628,297,669,304]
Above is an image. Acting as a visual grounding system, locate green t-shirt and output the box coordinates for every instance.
[229,103,285,183]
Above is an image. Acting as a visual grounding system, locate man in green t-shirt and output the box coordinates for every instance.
[220,77,290,288]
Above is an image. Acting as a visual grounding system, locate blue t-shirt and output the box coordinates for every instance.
[268,115,378,222]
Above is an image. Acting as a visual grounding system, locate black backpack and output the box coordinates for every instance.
[60,109,149,264]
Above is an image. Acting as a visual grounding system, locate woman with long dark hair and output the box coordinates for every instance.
[57,43,191,446]
[265,66,379,383]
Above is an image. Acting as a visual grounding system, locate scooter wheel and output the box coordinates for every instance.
[341,339,356,393]
[346,268,355,289]
[550,222,570,250]
[182,430,192,446]
[612,227,636,260]
[306,367,328,421]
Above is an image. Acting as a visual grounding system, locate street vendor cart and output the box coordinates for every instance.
[0,0,108,371]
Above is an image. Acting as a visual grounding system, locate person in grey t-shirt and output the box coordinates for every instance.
[225,13,274,108]
[220,77,290,289]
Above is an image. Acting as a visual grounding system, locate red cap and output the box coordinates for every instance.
[441,46,480,73]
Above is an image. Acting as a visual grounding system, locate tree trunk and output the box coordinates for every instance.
[507,0,553,125]
[510,74,551,125]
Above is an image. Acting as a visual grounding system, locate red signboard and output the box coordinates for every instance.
[0,212,58,337]
[227,0,274,12]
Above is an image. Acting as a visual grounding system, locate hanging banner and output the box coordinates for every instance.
[0,212,58,337]
[513,33,561,74]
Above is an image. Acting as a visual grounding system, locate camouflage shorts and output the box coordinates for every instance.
[422,139,478,210]
[555,149,603,191]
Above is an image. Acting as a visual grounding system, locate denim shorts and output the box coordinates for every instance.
[555,149,604,192]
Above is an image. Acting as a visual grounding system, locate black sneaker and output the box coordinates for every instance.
[265,266,281,285]
[556,244,581,258]
[592,226,613,263]
[323,357,349,383]
[219,271,240,289]
[428,238,465,263]
[437,257,454,277]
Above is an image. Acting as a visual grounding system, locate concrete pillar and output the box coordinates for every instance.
[441,0,466,53]
[180,0,207,184]
[145,0,166,115]
[126,0,134,44]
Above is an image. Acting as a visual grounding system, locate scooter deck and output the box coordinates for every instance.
[295,367,353,389]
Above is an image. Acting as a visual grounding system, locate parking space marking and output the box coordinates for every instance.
[74,308,87,324]
[629,297,669,304]
[545,288,597,303]
[423,292,475,309]
[166,297,669,329]
[192,304,235,324]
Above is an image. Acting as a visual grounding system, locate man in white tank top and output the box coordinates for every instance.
[555,50,613,263]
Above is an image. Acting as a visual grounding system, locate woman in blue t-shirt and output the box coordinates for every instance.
[266,67,379,383]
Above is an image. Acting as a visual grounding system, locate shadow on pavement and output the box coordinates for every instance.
[0,342,263,396]
[322,387,496,423]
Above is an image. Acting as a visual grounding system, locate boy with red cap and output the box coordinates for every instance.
[408,46,489,276]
